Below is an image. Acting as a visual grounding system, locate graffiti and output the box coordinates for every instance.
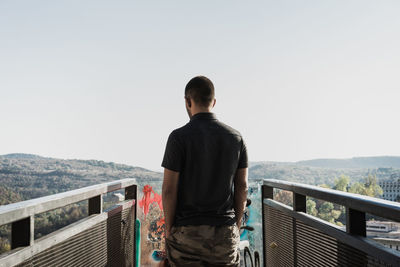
[137,182,262,266]
[139,185,163,219]
[148,216,165,242]
[151,250,167,262]
[138,184,166,266]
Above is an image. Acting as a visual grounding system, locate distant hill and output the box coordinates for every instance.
[296,156,400,169]
[248,163,371,185]
[249,156,400,186]
[249,161,290,167]
[0,153,162,205]
[2,153,46,159]
[2,153,400,205]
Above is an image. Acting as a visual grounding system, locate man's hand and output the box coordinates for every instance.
[162,168,179,239]
[234,168,248,228]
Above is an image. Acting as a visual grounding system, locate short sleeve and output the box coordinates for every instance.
[161,131,184,172]
[237,138,248,169]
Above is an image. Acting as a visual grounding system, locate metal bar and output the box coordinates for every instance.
[293,193,306,212]
[261,185,269,267]
[346,208,366,237]
[124,183,138,267]
[292,193,306,266]
[0,178,137,226]
[264,199,400,266]
[129,185,138,267]
[292,218,297,267]
[262,184,273,199]
[263,179,400,222]
[89,195,103,215]
[11,216,34,249]
[125,184,137,200]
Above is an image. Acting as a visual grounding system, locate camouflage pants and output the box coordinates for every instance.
[165,224,240,267]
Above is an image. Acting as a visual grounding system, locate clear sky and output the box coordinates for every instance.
[1,1,399,171]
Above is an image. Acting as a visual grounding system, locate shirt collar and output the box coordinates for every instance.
[190,112,217,121]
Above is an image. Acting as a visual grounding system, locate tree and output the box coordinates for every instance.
[313,174,384,226]
[317,202,341,224]
[333,175,350,192]
[349,174,383,197]
[0,237,10,253]
[275,190,293,206]
[306,199,317,216]
[318,202,334,223]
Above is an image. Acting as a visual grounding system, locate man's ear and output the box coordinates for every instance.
[212,99,216,108]
[186,98,192,108]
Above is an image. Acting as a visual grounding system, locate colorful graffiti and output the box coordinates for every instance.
[138,184,166,266]
[139,185,163,219]
[137,182,263,266]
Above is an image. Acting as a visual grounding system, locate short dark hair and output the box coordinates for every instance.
[185,76,215,107]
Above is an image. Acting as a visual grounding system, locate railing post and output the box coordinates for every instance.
[262,185,273,267]
[125,185,137,200]
[292,193,306,267]
[11,215,34,249]
[293,193,306,212]
[125,184,137,267]
[345,208,367,265]
[262,185,273,199]
[89,195,103,215]
[346,208,366,237]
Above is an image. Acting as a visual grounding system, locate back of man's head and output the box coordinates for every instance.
[185,76,215,107]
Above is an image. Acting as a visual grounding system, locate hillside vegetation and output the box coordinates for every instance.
[1,154,400,205]
[297,156,400,169]
[0,153,398,253]
[249,156,400,186]
[0,153,162,205]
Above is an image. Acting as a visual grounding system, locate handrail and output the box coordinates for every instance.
[262,178,400,266]
[0,178,137,226]
[263,179,400,222]
[0,179,138,267]
[263,198,400,265]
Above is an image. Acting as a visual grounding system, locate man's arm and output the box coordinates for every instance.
[162,168,179,238]
[234,168,248,227]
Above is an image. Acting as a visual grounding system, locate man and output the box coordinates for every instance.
[162,76,248,266]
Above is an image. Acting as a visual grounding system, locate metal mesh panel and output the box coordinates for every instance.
[122,206,135,267]
[296,221,392,267]
[263,204,294,267]
[14,206,135,267]
[263,202,393,267]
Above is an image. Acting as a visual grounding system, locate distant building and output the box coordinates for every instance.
[367,221,400,238]
[379,179,400,202]
[368,221,400,251]
[339,221,400,240]
[111,193,125,202]
[374,238,400,252]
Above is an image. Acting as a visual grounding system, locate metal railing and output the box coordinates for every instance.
[4,177,400,266]
[262,179,400,267]
[0,179,137,267]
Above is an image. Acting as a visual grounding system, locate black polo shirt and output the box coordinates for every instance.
[162,112,248,226]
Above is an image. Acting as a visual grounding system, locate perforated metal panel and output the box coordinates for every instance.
[263,204,294,267]
[296,221,392,267]
[296,220,340,267]
[14,206,135,267]
[263,204,394,267]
